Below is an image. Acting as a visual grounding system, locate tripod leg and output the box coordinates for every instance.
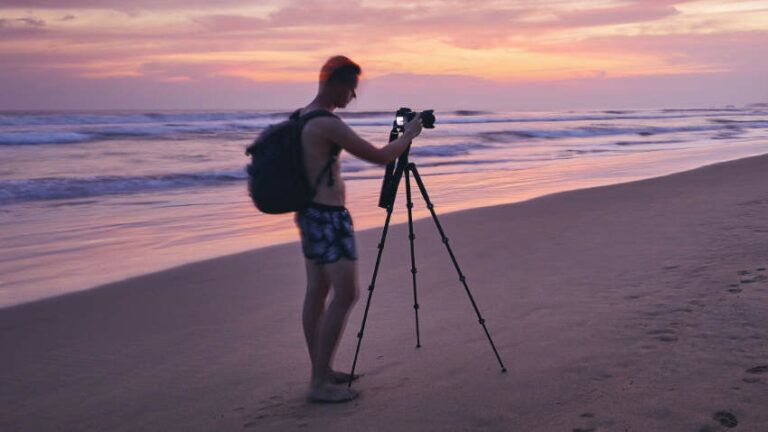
[347,203,396,386]
[404,167,422,348]
[408,163,508,373]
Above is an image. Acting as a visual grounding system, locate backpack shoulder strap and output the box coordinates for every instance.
[293,109,341,188]
[297,109,338,123]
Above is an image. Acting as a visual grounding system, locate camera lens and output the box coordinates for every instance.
[420,110,435,129]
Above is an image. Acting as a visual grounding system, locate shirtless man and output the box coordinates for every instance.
[296,56,422,403]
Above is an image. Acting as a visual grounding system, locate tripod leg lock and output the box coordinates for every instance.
[409,234,415,240]
[368,284,374,291]
[479,318,485,325]
[427,204,434,210]
[459,275,466,283]
[411,268,417,274]
[357,331,363,338]
[407,203,413,209]
[442,237,449,244]
[413,304,420,310]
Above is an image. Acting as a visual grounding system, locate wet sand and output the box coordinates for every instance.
[2,153,768,431]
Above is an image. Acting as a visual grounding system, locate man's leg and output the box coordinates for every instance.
[307,258,359,402]
[302,259,330,366]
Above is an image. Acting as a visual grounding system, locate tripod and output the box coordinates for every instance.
[347,115,507,387]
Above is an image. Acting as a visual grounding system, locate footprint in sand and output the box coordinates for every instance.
[712,411,738,428]
[647,328,678,342]
[739,268,768,283]
[741,365,767,384]
[571,412,598,432]
[746,365,768,374]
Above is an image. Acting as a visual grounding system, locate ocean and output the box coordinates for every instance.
[1,106,767,307]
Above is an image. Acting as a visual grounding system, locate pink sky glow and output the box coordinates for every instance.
[0,0,766,110]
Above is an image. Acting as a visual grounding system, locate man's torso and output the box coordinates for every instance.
[300,112,346,206]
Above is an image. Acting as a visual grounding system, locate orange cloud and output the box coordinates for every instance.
[0,0,766,109]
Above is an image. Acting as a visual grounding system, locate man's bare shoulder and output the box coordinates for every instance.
[302,116,349,153]
[303,115,348,137]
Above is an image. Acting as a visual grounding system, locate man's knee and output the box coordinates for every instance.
[333,283,359,307]
[307,279,330,295]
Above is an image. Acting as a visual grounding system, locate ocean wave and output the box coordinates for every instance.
[708,118,768,127]
[409,142,493,157]
[563,149,622,154]
[413,158,513,169]
[0,162,378,204]
[2,108,765,146]
[614,139,685,146]
[0,131,93,145]
[0,123,266,146]
[661,107,742,113]
[479,123,739,142]
[336,111,392,119]
[345,110,766,130]
[0,111,287,127]
[0,170,248,204]
[0,109,482,126]
[452,110,492,116]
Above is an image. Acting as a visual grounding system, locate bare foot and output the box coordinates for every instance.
[306,383,359,403]
[330,370,360,384]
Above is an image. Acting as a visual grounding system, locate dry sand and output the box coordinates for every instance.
[2,154,768,431]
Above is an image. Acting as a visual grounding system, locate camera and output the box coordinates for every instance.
[379,107,436,208]
[395,108,436,131]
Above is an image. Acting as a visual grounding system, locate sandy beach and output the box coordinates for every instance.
[2,153,768,431]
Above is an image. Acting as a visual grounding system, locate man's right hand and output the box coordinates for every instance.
[403,114,423,140]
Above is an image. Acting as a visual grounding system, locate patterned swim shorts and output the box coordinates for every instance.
[295,202,358,264]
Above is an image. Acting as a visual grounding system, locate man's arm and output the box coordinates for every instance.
[322,116,422,165]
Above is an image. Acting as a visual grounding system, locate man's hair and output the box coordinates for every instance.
[320,55,361,86]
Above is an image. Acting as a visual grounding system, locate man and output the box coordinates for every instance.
[296,56,422,403]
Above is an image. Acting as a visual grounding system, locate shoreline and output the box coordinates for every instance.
[3,136,767,309]
[2,149,767,311]
[3,152,768,430]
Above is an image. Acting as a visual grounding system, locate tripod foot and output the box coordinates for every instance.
[501,368,508,373]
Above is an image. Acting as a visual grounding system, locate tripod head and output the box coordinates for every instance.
[378,107,435,208]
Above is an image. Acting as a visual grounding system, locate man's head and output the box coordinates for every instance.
[318,56,361,109]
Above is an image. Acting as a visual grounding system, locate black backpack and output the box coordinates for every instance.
[245,109,339,214]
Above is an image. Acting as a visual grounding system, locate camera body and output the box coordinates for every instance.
[395,107,436,131]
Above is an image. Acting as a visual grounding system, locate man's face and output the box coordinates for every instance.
[336,79,358,108]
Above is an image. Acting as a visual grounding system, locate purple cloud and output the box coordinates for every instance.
[0,0,245,8]
[192,14,268,32]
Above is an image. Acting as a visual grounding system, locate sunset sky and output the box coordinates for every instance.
[1,0,766,110]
